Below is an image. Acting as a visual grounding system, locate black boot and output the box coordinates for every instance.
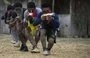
[20,44,24,51]
[22,46,29,52]
[20,44,29,52]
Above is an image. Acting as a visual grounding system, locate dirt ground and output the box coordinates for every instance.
[0,34,90,58]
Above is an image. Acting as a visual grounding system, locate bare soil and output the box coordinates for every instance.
[0,34,90,58]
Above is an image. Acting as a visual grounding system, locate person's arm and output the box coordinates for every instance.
[50,14,60,29]
[23,10,28,22]
[22,10,28,28]
[33,13,42,26]
[9,12,17,26]
[5,11,13,24]
[4,12,8,24]
[1,15,5,20]
[36,7,42,14]
[1,12,9,24]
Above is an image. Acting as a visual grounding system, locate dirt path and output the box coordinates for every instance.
[0,34,90,58]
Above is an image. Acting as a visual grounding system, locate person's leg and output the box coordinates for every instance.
[47,37,54,51]
[40,29,47,51]
[13,29,21,47]
[35,29,40,46]
[19,29,28,51]
[11,23,20,46]
[15,30,20,42]
[11,27,20,47]
[43,37,54,56]
[44,30,55,56]
[19,34,28,51]
[33,29,40,53]
[25,28,36,48]
[15,21,22,43]
[10,28,16,44]
[24,28,40,53]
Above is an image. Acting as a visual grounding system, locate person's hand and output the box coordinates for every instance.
[1,16,4,20]
[16,16,21,22]
[41,16,46,20]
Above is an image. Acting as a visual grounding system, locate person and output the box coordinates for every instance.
[1,5,18,44]
[33,2,60,55]
[9,2,26,47]
[20,2,42,52]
